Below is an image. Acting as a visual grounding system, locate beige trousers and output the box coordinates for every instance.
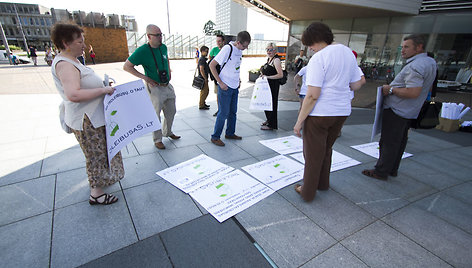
[146,83,176,143]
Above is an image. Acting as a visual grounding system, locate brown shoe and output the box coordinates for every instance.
[155,142,166,149]
[211,138,225,146]
[362,169,387,181]
[294,184,302,195]
[225,134,242,140]
[169,134,181,140]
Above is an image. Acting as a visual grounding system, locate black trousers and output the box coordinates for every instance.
[264,80,280,129]
[375,108,411,177]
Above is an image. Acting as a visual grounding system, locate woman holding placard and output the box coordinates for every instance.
[293,22,364,201]
[51,22,124,205]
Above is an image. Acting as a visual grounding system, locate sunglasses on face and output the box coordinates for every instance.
[266,48,275,52]
[149,33,162,37]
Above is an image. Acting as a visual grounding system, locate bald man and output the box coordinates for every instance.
[123,24,180,150]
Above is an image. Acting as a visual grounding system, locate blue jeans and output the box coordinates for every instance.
[211,85,239,140]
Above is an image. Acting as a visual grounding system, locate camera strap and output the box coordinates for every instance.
[148,43,166,74]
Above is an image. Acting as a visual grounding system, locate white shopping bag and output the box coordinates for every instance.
[249,77,272,111]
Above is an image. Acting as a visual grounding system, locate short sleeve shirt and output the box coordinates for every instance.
[127,43,170,83]
[297,66,308,96]
[198,56,209,79]
[209,47,221,59]
[213,42,243,89]
[306,44,361,116]
[384,53,437,119]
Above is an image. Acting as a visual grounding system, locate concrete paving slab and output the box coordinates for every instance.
[41,147,86,176]
[54,168,121,209]
[396,158,463,190]
[383,205,472,267]
[131,134,177,155]
[227,156,259,169]
[0,212,52,267]
[51,192,137,268]
[414,193,472,234]
[182,116,216,129]
[228,135,276,157]
[0,138,47,161]
[329,165,409,218]
[434,146,472,168]
[443,181,472,205]
[341,221,450,267]
[0,175,54,226]
[279,187,376,240]
[80,235,172,268]
[168,129,208,148]
[161,215,271,268]
[197,141,253,164]
[123,180,202,239]
[236,193,336,268]
[410,153,471,181]
[119,143,140,159]
[168,118,192,132]
[121,153,167,189]
[157,145,204,167]
[0,155,42,186]
[301,243,368,268]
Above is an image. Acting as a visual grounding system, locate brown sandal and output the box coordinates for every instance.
[362,169,387,181]
[294,184,303,194]
[89,193,118,205]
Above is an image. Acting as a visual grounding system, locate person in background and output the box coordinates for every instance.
[45,46,53,66]
[198,45,210,110]
[361,34,437,181]
[29,45,37,66]
[123,24,181,150]
[294,49,307,73]
[293,22,364,202]
[209,31,251,146]
[260,42,283,130]
[89,44,96,65]
[195,47,200,64]
[209,35,225,116]
[50,22,124,205]
[294,65,308,109]
[77,51,86,65]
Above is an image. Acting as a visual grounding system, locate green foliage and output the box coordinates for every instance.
[0,45,22,51]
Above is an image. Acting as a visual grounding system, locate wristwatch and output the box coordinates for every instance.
[388,87,394,95]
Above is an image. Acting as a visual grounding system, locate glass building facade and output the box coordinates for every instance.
[288,12,472,82]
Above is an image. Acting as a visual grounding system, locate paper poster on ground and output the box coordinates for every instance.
[290,150,361,172]
[259,135,303,155]
[351,142,412,159]
[249,77,272,111]
[242,155,304,191]
[190,170,274,223]
[156,154,234,193]
[371,86,383,142]
[104,80,161,165]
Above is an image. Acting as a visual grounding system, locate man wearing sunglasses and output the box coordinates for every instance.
[123,24,181,150]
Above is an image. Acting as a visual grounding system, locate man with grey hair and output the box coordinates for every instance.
[362,34,437,180]
[123,24,180,150]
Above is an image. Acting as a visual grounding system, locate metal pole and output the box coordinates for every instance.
[166,0,171,35]
[13,4,29,55]
[0,21,13,65]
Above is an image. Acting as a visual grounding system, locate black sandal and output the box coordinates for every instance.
[89,193,118,205]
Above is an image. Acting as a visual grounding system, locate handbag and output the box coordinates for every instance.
[412,70,441,129]
[192,67,205,90]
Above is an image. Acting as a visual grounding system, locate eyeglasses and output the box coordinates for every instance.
[149,33,162,37]
[266,48,275,52]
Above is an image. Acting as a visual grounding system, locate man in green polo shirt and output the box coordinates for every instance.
[209,34,225,117]
[123,24,180,150]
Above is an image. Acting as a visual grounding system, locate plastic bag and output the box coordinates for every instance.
[249,77,272,111]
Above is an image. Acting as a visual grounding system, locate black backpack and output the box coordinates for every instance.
[209,44,233,81]
[279,70,288,85]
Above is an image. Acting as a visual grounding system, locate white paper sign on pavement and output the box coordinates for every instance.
[259,135,303,155]
[249,77,272,111]
[351,142,412,159]
[242,155,304,191]
[104,80,161,165]
[190,170,274,223]
[290,150,361,172]
[156,154,234,193]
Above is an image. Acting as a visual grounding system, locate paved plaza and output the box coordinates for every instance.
[1,59,471,267]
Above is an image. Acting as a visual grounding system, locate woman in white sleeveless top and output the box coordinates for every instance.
[51,22,124,205]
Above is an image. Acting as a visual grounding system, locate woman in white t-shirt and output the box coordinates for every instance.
[293,22,364,202]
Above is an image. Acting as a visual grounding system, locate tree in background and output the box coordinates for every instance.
[203,20,216,35]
